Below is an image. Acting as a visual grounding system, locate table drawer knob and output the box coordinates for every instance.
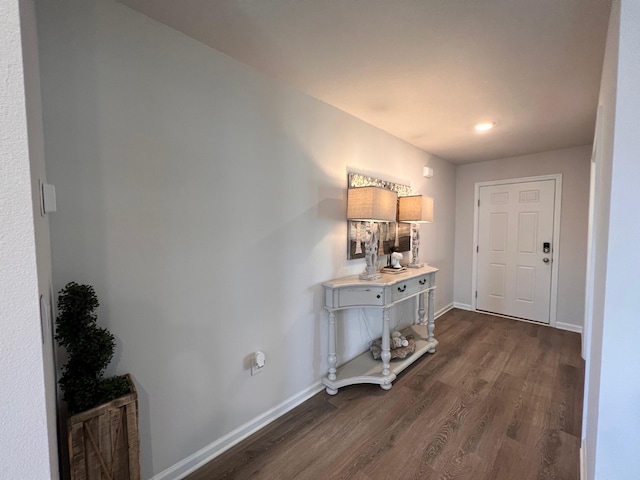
[397,285,407,293]
[419,279,427,285]
[376,294,381,298]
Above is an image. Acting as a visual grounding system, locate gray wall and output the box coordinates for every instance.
[36,0,456,477]
[453,145,591,330]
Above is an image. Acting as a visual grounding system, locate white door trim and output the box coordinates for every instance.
[471,174,562,327]
[583,104,603,360]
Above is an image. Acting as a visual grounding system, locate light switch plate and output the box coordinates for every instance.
[41,181,57,214]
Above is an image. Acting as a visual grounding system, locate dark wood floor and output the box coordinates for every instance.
[186,309,584,480]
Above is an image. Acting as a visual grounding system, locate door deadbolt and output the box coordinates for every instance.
[543,242,551,254]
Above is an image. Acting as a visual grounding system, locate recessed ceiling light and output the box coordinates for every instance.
[475,122,495,131]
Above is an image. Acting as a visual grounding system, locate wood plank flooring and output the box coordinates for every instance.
[185,309,584,480]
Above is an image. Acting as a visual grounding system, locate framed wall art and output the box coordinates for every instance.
[347,172,413,260]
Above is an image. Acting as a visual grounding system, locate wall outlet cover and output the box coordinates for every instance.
[251,351,265,375]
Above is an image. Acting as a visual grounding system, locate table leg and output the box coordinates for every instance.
[427,288,436,353]
[418,291,426,326]
[380,307,392,389]
[326,310,338,394]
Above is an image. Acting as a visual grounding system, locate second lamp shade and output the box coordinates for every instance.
[398,195,434,223]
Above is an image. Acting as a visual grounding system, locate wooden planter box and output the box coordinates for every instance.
[67,375,141,480]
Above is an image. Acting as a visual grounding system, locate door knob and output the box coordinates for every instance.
[543,257,550,263]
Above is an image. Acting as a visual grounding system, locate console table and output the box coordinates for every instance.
[322,266,438,395]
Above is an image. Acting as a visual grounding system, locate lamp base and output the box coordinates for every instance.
[359,271,383,281]
[407,263,423,269]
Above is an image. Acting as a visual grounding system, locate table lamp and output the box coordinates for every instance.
[347,186,398,280]
[398,195,434,268]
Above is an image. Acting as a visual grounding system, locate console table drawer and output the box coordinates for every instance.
[336,287,385,307]
[391,273,433,301]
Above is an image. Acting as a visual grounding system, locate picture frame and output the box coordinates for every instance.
[347,172,413,260]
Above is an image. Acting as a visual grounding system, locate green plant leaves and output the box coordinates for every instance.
[55,282,131,414]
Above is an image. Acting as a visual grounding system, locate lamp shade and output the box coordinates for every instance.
[398,195,434,223]
[347,186,398,222]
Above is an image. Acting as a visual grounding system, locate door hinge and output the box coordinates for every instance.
[478,199,480,207]
[475,291,478,298]
[476,245,479,253]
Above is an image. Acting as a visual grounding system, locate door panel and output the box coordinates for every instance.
[518,212,538,253]
[490,213,508,252]
[516,266,535,302]
[487,263,506,298]
[476,180,555,323]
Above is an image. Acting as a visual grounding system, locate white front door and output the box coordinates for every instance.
[476,179,556,323]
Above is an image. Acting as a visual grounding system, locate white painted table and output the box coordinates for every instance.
[322,266,438,395]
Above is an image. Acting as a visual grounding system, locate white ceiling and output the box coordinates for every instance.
[117,0,610,164]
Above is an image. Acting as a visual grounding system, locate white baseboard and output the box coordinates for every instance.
[555,321,583,335]
[580,437,587,480]
[435,302,454,318]
[151,381,325,480]
[453,302,472,311]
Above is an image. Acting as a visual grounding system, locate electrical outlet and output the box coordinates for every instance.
[251,351,266,376]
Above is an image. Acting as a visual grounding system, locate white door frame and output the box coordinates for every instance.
[471,174,562,327]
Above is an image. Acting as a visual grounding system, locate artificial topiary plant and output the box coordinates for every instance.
[55,282,131,414]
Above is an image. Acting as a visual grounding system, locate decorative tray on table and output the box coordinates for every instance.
[380,266,407,274]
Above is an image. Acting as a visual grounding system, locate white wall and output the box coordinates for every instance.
[584,0,640,478]
[20,0,60,475]
[583,1,618,478]
[0,0,57,478]
[35,0,456,477]
[453,145,591,329]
